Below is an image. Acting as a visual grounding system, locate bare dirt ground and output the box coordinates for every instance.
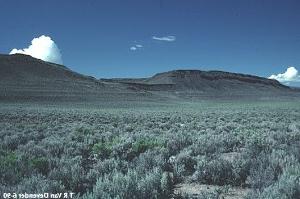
[174,183,251,199]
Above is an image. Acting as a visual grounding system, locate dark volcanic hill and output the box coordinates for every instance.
[0,54,151,102]
[0,54,99,84]
[0,54,299,102]
[102,70,298,99]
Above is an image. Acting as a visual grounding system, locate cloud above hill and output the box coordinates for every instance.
[269,66,300,82]
[9,35,63,64]
[152,35,176,42]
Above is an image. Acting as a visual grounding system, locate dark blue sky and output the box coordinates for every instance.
[1,0,300,80]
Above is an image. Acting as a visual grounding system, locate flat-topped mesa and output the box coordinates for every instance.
[100,69,293,98]
[146,70,287,88]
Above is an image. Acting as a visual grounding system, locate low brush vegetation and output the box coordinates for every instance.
[0,102,300,198]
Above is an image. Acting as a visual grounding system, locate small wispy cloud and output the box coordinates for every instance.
[130,44,143,51]
[152,35,176,42]
[269,66,300,83]
[130,46,137,51]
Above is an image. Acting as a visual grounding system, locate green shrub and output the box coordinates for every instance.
[173,151,197,181]
[166,134,193,155]
[247,164,300,199]
[132,139,163,154]
[16,174,65,193]
[29,157,49,175]
[0,150,20,185]
[72,127,94,142]
[92,142,112,159]
[92,137,120,159]
[160,172,174,198]
[86,158,128,186]
[193,157,234,185]
[231,156,251,186]
[84,168,164,199]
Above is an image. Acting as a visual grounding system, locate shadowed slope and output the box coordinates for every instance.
[0,54,152,102]
[102,70,298,99]
[1,54,92,81]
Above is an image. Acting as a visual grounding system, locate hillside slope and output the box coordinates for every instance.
[102,70,298,99]
[0,54,151,102]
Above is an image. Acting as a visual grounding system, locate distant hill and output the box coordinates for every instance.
[102,70,298,100]
[0,54,98,83]
[0,54,151,102]
[0,54,299,102]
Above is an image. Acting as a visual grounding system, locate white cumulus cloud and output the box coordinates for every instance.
[9,35,63,64]
[269,66,300,82]
[152,35,176,42]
